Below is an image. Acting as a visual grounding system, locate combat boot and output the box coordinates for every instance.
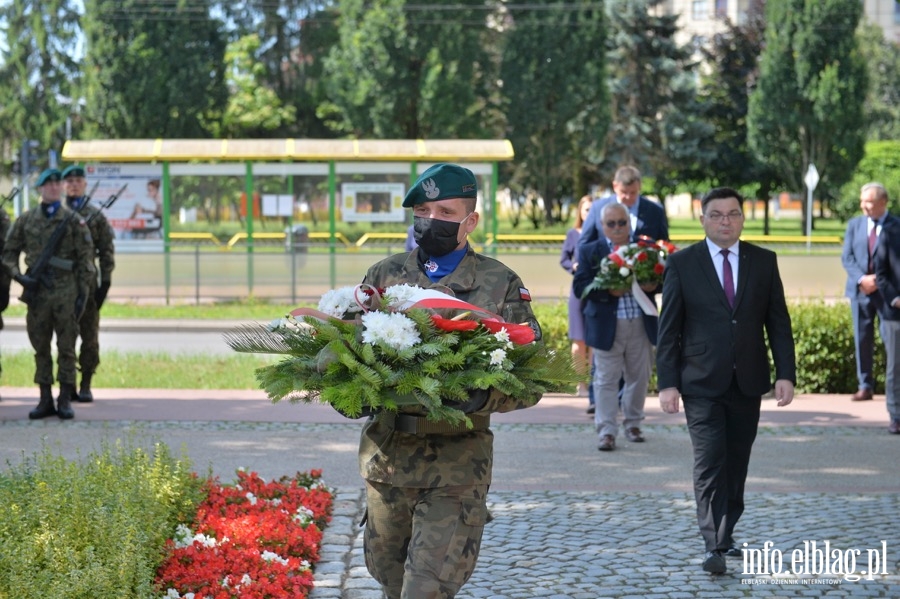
[78,372,94,403]
[56,383,76,420]
[29,384,57,420]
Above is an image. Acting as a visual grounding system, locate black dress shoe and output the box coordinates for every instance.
[723,546,743,558]
[889,419,900,435]
[702,551,726,574]
[586,405,595,415]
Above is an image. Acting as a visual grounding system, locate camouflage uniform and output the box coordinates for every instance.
[2,205,95,386]
[360,246,542,599]
[67,196,115,386]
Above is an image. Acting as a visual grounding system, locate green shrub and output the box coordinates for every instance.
[0,441,206,599]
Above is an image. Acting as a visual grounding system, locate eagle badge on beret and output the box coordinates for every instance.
[422,178,440,199]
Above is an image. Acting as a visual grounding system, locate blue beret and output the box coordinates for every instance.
[36,168,62,186]
[402,163,478,207]
[62,165,86,179]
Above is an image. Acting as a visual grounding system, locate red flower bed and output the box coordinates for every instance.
[155,469,333,599]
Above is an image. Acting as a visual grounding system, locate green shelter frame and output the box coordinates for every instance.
[62,138,514,296]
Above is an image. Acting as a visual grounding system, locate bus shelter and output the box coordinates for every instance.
[61,138,514,302]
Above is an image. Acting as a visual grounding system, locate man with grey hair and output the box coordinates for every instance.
[842,182,894,402]
[573,201,659,451]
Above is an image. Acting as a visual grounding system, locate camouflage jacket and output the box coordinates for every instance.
[2,204,96,299]
[358,245,542,488]
[69,198,116,282]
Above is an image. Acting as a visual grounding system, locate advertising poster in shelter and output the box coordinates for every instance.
[84,163,164,249]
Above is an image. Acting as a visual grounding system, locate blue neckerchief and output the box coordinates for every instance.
[41,201,61,218]
[66,196,85,211]
[422,246,468,282]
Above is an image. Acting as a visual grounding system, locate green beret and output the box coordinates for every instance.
[402,163,477,207]
[36,168,62,186]
[62,165,86,179]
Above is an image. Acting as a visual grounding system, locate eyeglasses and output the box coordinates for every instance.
[705,211,743,222]
[604,219,629,228]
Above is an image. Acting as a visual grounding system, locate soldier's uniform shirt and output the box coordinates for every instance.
[1,205,95,384]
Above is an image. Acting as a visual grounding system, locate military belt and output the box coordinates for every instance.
[393,413,490,435]
[48,256,74,271]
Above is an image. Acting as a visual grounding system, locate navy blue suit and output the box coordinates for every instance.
[842,213,893,391]
[572,238,658,350]
[580,196,669,248]
[873,218,900,424]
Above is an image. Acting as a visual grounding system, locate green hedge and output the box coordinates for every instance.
[534,299,884,395]
[0,442,205,599]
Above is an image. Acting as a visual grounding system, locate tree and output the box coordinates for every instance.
[0,0,80,174]
[699,0,782,230]
[213,1,339,138]
[319,0,500,139]
[747,0,868,232]
[211,34,297,138]
[499,0,608,225]
[79,0,229,138]
[599,0,715,200]
[835,140,900,221]
[857,21,900,141]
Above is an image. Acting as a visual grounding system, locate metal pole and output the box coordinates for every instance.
[195,244,201,305]
[806,186,813,254]
[328,161,337,289]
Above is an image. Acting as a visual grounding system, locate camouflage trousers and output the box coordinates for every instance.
[25,288,79,385]
[77,294,100,375]
[364,480,489,599]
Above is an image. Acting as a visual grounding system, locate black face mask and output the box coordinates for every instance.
[413,214,469,257]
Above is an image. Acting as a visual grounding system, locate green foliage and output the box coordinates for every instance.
[857,21,900,141]
[748,0,868,226]
[784,300,884,393]
[499,1,608,222]
[319,0,499,139]
[0,441,205,599]
[79,0,228,138]
[225,308,582,425]
[835,140,900,221]
[601,0,714,197]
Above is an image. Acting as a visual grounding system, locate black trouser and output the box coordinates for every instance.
[683,377,761,552]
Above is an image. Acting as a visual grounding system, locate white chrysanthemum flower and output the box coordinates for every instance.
[361,311,421,350]
[245,492,258,506]
[383,283,422,308]
[618,266,630,277]
[489,348,507,366]
[492,328,511,344]
[261,550,290,566]
[172,523,193,549]
[318,287,360,318]
[192,533,218,548]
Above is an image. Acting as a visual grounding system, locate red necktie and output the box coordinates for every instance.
[721,249,735,308]
[868,222,878,273]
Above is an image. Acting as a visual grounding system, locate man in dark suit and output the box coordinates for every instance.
[842,182,893,402]
[656,187,796,575]
[871,188,900,435]
[580,165,669,247]
[573,202,658,451]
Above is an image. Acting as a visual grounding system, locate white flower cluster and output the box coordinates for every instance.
[361,311,421,351]
[487,328,514,367]
[293,505,316,525]
[172,523,227,550]
[222,573,254,589]
[261,550,290,566]
[317,286,364,318]
[382,283,421,308]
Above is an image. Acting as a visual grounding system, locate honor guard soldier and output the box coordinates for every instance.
[63,164,115,401]
[1,168,96,419]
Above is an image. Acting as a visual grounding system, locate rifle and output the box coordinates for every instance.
[17,181,101,306]
[1,187,21,210]
[85,183,127,225]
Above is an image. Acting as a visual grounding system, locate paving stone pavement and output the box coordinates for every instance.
[2,391,899,598]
